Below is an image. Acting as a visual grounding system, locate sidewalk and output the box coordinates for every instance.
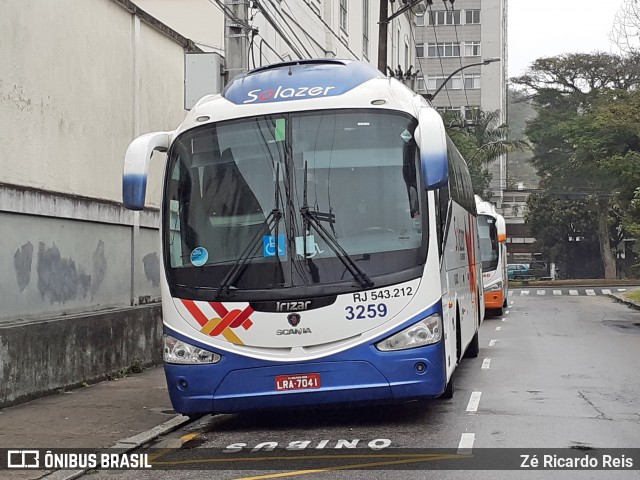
[0,366,189,479]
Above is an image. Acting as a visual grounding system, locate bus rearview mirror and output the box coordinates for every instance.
[123,131,172,210]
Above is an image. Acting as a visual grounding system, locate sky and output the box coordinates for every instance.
[508,0,626,79]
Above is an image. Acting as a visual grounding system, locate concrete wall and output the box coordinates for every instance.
[0,305,162,407]
[0,0,195,405]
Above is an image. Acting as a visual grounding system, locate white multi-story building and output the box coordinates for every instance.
[413,0,508,205]
[135,0,418,85]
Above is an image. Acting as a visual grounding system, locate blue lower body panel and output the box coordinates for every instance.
[164,306,447,415]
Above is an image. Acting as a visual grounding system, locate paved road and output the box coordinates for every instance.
[86,294,640,480]
[509,287,635,297]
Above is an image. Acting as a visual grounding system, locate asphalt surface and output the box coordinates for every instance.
[75,291,640,480]
[1,289,638,479]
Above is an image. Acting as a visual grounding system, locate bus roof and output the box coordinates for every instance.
[177,59,430,137]
[222,60,385,105]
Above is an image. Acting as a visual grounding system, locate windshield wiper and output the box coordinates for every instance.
[216,164,283,298]
[300,162,374,289]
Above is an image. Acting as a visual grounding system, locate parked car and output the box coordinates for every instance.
[507,263,529,280]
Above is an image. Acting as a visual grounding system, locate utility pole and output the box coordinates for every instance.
[378,1,427,75]
[224,0,250,86]
[377,1,389,74]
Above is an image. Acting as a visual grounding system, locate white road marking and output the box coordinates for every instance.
[501,317,506,322]
[466,391,482,413]
[586,289,596,296]
[505,310,510,314]
[569,290,579,296]
[488,339,497,347]
[457,433,476,454]
[509,301,514,306]
[537,290,545,295]
[602,289,611,295]
[482,358,491,370]
[553,290,562,296]
[495,326,502,331]
[520,291,529,296]
[618,288,627,292]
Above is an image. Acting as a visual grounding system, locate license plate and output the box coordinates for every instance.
[275,373,321,391]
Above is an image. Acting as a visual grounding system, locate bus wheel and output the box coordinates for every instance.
[440,378,454,399]
[464,331,480,358]
[495,306,504,316]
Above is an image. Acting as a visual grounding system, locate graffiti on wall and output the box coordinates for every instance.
[12,240,108,304]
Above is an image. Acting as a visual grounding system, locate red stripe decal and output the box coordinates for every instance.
[181,299,209,327]
[209,301,229,318]
[229,306,254,328]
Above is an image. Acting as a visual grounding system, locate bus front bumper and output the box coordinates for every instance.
[484,289,504,310]
[164,325,447,415]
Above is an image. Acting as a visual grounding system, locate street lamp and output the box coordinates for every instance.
[423,57,501,101]
[378,0,427,74]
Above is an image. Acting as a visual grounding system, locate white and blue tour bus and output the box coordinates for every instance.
[475,196,508,315]
[123,59,483,415]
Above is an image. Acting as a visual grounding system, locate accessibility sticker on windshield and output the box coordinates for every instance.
[190,247,209,267]
[263,234,286,257]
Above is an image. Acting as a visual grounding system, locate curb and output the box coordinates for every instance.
[39,415,192,480]
[608,293,640,311]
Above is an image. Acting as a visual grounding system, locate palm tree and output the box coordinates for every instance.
[442,108,530,198]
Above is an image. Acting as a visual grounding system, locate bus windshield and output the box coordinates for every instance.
[164,109,427,298]
[478,214,499,271]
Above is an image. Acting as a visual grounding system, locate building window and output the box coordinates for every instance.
[466,9,480,24]
[416,76,425,91]
[340,0,348,32]
[428,10,461,26]
[416,43,424,58]
[427,74,462,91]
[362,0,369,58]
[464,74,481,89]
[464,106,480,121]
[427,42,461,58]
[436,106,460,114]
[464,41,481,57]
[415,13,425,26]
[405,41,409,71]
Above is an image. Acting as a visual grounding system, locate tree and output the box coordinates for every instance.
[611,0,640,55]
[512,52,640,278]
[443,109,530,199]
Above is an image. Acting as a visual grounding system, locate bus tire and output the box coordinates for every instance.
[495,306,504,316]
[464,330,480,358]
[440,378,454,399]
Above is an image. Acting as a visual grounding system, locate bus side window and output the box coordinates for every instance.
[436,185,450,256]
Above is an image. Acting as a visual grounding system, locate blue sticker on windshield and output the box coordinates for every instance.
[190,247,209,267]
[263,234,286,257]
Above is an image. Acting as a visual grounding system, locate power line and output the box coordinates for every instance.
[300,1,360,60]
[262,0,314,58]
[271,0,325,56]
[253,0,305,59]
[256,33,286,63]
[209,0,253,30]
[444,1,471,108]
[427,4,454,109]
[408,6,428,96]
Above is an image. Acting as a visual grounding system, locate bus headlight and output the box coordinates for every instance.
[376,314,442,351]
[484,281,502,292]
[163,335,221,364]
